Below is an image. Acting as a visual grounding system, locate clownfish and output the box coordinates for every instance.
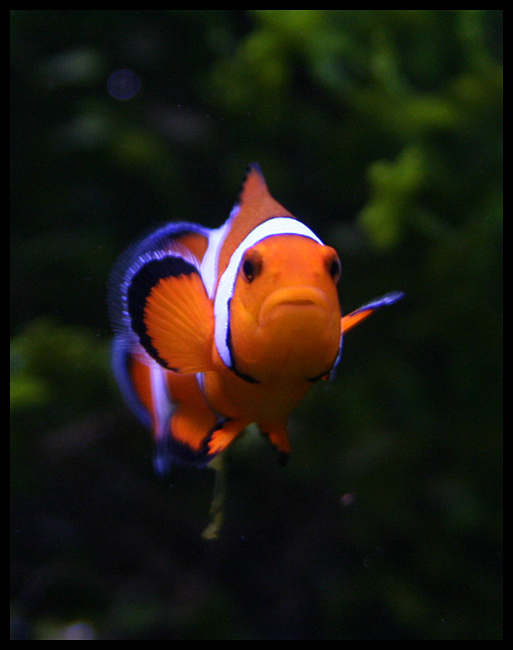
[108,164,403,475]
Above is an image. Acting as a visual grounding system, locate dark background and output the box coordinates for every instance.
[11,10,502,640]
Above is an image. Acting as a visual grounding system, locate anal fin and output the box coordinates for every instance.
[155,373,219,472]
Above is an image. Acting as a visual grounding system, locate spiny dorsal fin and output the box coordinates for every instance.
[217,164,295,279]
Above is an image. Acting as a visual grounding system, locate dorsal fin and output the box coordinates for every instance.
[217,164,295,279]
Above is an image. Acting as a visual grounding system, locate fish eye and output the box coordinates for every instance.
[243,259,255,281]
[327,254,342,282]
[241,249,262,283]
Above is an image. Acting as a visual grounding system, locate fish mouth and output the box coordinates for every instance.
[258,286,331,328]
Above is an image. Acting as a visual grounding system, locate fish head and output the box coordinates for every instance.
[228,234,342,381]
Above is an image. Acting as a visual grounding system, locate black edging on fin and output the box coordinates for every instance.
[153,429,216,476]
[127,256,198,370]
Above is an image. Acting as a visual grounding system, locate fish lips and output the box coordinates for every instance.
[258,286,334,328]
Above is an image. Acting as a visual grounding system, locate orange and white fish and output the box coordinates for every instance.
[108,164,403,475]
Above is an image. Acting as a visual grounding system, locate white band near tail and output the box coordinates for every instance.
[213,217,324,368]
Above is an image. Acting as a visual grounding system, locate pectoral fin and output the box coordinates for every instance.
[127,255,215,373]
[342,291,404,333]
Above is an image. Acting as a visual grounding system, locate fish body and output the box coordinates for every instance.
[109,164,403,473]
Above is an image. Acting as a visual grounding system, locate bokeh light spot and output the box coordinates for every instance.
[107,69,141,100]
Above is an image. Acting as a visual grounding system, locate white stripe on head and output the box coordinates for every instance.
[200,223,230,298]
[213,217,324,368]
